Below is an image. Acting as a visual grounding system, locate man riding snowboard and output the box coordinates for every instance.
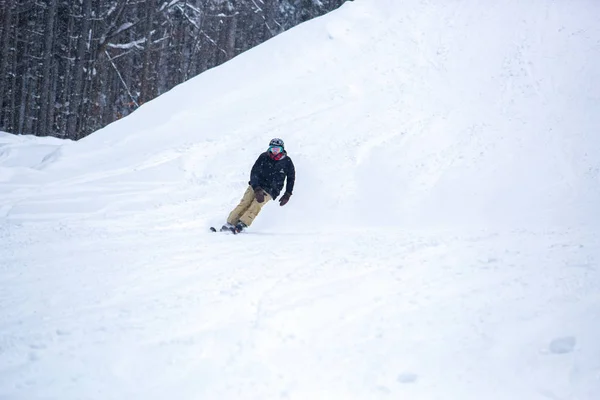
[221,138,295,233]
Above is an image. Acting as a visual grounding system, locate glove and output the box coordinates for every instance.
[279,192,291,206]
[254,187,265,203]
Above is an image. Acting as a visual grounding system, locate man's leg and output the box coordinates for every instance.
[227,186,255,225]
[239,192,272,227]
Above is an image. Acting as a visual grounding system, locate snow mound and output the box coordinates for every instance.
[3,0,598,229]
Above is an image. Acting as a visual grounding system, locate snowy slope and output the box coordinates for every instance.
[1,0,600,399]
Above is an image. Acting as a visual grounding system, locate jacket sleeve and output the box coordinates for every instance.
[285,158,296,194]
[249,154,264,189]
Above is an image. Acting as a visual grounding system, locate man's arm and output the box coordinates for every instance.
[249,154,265,189]
[285,158,295,194]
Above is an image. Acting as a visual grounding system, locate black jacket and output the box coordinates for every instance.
[249,152,295,200]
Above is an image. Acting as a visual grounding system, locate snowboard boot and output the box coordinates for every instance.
[220,223,235,232]
[233,222,247,234]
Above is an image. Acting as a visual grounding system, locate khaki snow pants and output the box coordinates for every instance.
[227,186,272,227]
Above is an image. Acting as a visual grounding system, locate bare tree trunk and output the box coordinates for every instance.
[66,0,92,140]
[140,0,156,104]
[6,18,19,133]
[0,3,12,124]
[25,5,45,135]
[21,73,34,135]
[47,60,58,136]
[55,4,76,136]
[38,0,58,136]
[224,12,237,61]
[263,0,278,39]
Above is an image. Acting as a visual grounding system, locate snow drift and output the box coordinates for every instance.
[4,0,593,229]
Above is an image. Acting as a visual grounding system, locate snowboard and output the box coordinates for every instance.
[210,226,242,234]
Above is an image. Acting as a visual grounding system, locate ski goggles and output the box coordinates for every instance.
[269,145,283,155]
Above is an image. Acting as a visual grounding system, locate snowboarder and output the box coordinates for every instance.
[221,138,295,233]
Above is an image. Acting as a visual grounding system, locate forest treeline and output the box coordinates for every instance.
[0,0,348,139]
